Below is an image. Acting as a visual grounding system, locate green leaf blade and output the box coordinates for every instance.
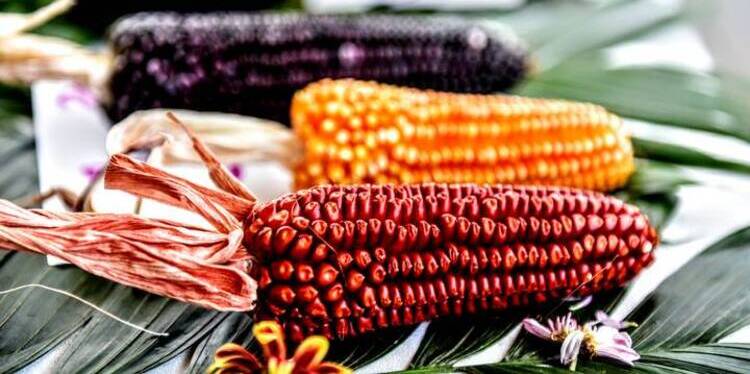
[53,289,224,374]
[186,312,254,373]
[0,254,110,372]
[409,314,520,368]
[632,138,750,175]
[327,326,417,368]
[628,227,750,351]
[515,63,750,143]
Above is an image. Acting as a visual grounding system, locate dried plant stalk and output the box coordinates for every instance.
[0,0,109,92]
[0,0,75,37]
[0,34,109,88]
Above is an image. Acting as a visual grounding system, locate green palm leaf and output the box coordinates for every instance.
[639,343,750,373]
[523,0,681,70]
[633,138,750,174]
[484,0,680,70]
[0,257,228,373]
[628,227,750,350]
[0,99,36,201]
[54,289,225,373]
[328,326,418,368]
[0,0,95,44]
[617,160,689,230]
[0,87,30,124]
[515,58,750,143]
[444,344,750,373]
[409,313,522,368]
[0,254,106,373]
[186,313,255,373]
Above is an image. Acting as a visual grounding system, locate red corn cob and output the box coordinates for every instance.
[0,114,657,342]
[245,183,656,341]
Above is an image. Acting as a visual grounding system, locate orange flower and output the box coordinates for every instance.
[208,321,351,374]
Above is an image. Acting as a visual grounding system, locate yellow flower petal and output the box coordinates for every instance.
[268,358,295,374]
[208,343,262,374]
[253,320,287,361]
[292,335,329,369]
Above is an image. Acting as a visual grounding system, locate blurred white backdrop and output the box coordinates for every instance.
[689,0,750,77]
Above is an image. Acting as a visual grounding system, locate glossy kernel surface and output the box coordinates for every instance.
[292,79,634,191]
[245,183,657,341]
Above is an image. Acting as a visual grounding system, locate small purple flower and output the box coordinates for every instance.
[522,311,640,369]
[522,313,577,342]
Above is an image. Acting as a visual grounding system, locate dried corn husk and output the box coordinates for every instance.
[106,109,302,167]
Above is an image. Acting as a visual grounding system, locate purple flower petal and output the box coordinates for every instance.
[522,313,641,369]
[613,331,633,346]
[595,310,629,329]
[593,326,619,343]
[553,313,578,332]
[595,344,640,367]
[568,295,593,311]
[560,330,585,365]
[592,326,640,366]
[522,318,553,340]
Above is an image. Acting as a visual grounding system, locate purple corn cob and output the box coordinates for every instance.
[108,12,529,124]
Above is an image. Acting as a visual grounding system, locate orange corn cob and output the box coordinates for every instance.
[291,79,634,191]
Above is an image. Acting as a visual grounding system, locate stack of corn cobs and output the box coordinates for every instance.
[2,7,658,357]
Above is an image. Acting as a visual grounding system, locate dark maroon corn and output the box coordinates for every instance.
[108,12,529,124]
[244,183,658,342]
